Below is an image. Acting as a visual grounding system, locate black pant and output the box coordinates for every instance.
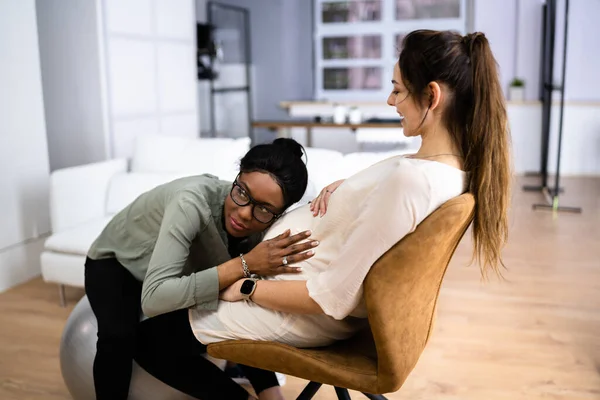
[135,308,279,399]
[85,257,278,399]
[85,257,143,399]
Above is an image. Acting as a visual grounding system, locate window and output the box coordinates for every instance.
[396,0,461,20]
[321,0,382,23]
[322,35,382,60]
[323,67,382,90]
[314,0,469,101]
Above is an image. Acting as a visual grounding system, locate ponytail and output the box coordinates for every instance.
[464,33,511,277]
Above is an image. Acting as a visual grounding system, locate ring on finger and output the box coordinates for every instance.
[282,256,288,266]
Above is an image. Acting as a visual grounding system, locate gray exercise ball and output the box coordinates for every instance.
[60,295,196,400]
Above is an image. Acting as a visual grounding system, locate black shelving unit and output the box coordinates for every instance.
[206,2,253,142]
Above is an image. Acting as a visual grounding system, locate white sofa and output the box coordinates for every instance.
[41,134,415,304]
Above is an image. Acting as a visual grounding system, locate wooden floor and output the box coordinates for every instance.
[1,175,599,400]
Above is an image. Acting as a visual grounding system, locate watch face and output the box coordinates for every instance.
[240,279,255,295]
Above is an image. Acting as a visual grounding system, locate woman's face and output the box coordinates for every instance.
[387,62,428,138]
[223,171,285,238]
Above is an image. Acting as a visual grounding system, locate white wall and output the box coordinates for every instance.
[551,0,600,102]
[476,0,600,102]
[35,0,198,167]
[36,0,108,171]
[103,0,199,158]
[0,0,51,292]
[473,0,519,98]
[514,0,544,101]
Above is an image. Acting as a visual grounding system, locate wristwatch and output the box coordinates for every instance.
[240,278,258,301]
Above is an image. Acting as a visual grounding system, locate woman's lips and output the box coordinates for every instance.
[230,217,247,231]
[398,113,404,125]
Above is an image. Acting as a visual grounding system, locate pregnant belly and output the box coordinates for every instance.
[263,203,320,241]
[262,204,331,281]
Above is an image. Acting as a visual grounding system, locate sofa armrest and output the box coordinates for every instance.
[50,159,128,232]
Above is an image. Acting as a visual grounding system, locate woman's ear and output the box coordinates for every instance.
[427,81,442,111]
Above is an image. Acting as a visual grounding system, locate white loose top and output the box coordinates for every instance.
[189,155,467,348]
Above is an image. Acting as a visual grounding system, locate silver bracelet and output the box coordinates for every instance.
[239,253,251,278]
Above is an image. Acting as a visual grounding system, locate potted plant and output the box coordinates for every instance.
[509,77,525,102]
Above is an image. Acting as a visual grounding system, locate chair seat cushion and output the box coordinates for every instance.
[207,332,381,394]
[44,217,113,256]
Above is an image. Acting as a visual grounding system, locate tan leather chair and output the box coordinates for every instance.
[208,193,475,399]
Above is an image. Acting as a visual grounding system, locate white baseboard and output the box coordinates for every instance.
[0,237,46,293]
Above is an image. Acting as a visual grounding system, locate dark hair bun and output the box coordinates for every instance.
[273,138,304,159]
[239,137,309,209]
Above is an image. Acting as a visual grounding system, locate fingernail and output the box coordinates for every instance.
[307,250,314,255]
[312,241,319,246]
[296,267,303,272]
[305,230,312,235]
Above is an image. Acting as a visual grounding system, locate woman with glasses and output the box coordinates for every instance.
[136,29,511,400]
[84,138,313,400]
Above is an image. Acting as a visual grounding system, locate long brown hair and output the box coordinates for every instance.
[399,30,511,277]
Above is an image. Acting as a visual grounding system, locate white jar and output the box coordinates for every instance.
[348,107,362,124]
[333,104,347,124]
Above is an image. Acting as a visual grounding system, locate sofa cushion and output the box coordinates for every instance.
[40,252,86,287]
[177,138,250,182]
[44,217,113,256]
[131,134,250,181]
[303,147,345,192]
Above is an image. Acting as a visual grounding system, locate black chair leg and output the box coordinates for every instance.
[295,382,387,400]
[362,393,388,400]
[335,387,352,399]
[296,381,322,400]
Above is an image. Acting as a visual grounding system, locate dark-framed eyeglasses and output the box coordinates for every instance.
[230,180,281,224]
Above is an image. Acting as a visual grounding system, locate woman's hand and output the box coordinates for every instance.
[219,279,245,302]
[242,229,318,276]
[310,179,345,217]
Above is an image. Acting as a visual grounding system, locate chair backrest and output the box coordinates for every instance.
[363,193,475,393]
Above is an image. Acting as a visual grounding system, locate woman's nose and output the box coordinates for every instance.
[386,94,394,106]
[238,204,253,222]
